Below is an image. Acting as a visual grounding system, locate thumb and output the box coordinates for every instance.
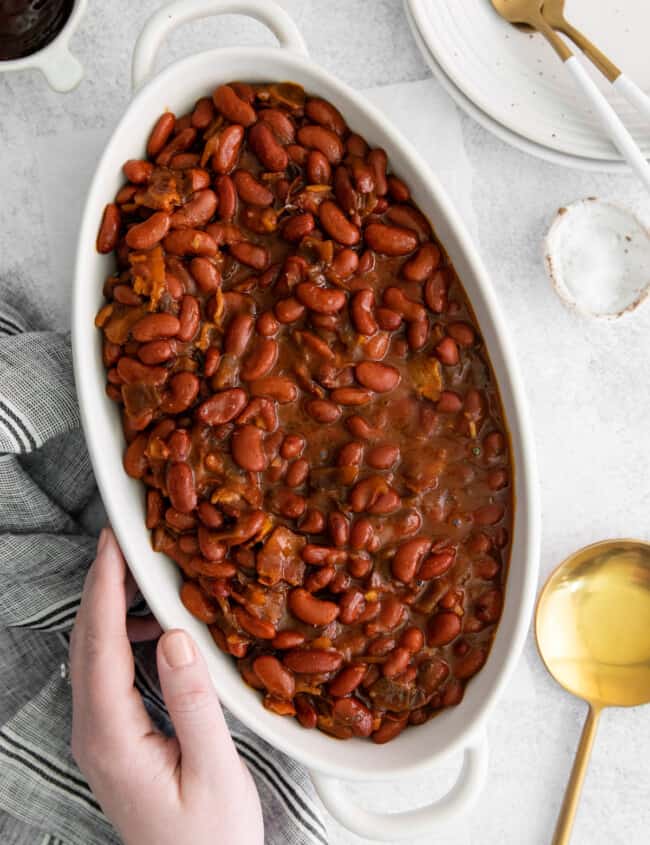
[157,629,240,784]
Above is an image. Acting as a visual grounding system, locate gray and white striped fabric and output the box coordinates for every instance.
[0,302,328,845]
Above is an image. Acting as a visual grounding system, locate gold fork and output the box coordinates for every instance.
[491,0,650,191]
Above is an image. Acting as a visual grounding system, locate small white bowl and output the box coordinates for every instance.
[0,0,86,92]
[545,198,650,319]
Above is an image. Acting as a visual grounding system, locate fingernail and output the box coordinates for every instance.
[162,630,195,668]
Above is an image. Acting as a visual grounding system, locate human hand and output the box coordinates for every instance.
[70,527,264,845]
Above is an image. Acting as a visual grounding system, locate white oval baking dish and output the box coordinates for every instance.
[72,1,540,839]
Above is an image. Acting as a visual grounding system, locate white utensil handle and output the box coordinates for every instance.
[564,57,650,192]
[310,733,488,841]
[613,74,650,125]
[132,0,308,92]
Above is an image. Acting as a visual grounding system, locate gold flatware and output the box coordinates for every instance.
[536,539,650,845]
[542,0,650,120]
[490,0,650,191]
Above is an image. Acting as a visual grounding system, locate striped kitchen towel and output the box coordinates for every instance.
[0,301,328,845]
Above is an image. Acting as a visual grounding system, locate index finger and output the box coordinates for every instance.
[70,528,152,744]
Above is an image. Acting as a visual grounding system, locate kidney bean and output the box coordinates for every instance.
[281,212,315,243]
[365,148,387,195]
[386,175,409,202]
[349,289,376,336]
[251,656,295,701]
[286,458,309,488]
[386,205,431,241]
[326,512,348,548]
[305,398,341,424]
[346,133,368,157]
[294,695,318,730]
[167,462,197,513]
[436,391,462,413]
[170,189,218,229]
[180,582,218,624]
[419,548,456,579]
[231,424,267,472]
[399,626,424,654]
[296,282,346,315]
[272,631,306,650]
[196,388,247,424]
[132,313,180,342]
[157,127,197,165]
[303,151,330,186]
[123,433,148,478]
[476,589,502,624]
[382,647,411,679]
[392,537,432,583]
[287,144,308,165]
[187,257,219,294]
[328,664,366,697]
[213,84,257,127]
[355,360,400,393]
[297,125,344,164]
[329,249,357,280]
[302,544,346,566]
[332,697,373,738]
[427,611,461,646]
[283,649,343,674]
[239,337,277,380]
[289,588,339,626]
[176,295,200,342]
[188,96,213,129]
[448,321,475,347]
[259,108,295,143]
[210,124,243,174]
[135,340,171,366]
[248,121,288,171]
[125,212,171,250]
[382,287,425,322]
[333,167,357,219]
[365,223,417,256]
[424,269,449,313]
[123,159,153,184]
[117,357,168,386]
[279,434,305,460]
[146,112,175,157]
[372,715,407,744]
[474,503,504,525]
[304,97,345,135]
[330,388,372,406]
[232,170,274,207]
[274,297,305,324]
[223,313,253,357]
[434,336,459,366]
[187,168,211,192]
[304,565,335,593]
[366,444,400,469]
[250,376,297,404]
[161,372,200,415]
[97,204,121,253]
[164,229,218,256]
[484,431,505,457]
[337,587,365,625]
[348,156,375,193]
[318,200,360,246]
[454,648,487,680]
[487,469,508,491]
[230,241,270,270]
[169,152,200,169]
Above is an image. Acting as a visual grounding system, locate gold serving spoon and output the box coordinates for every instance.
[543,0,650,121]
[490,0,650,191]
[536,539,650,845]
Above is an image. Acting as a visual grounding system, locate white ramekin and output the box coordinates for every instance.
[72,1,540,839]
[0,0,85,92]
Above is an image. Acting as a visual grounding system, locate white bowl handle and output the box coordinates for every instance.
[37,45,84,92]
[132,0,308,92]
[310,733,488,842]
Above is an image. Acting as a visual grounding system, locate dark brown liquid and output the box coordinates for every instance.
[0,0,73,60]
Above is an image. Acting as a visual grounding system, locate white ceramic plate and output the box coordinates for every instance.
[404,1,627,172]
[405,0,650,167]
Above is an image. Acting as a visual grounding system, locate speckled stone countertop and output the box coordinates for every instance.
[1,2,649,844]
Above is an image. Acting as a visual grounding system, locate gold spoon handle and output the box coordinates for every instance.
[552,704,602,845]
[554,19,620,83]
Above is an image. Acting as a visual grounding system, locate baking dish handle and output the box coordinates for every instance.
[310,732,488,841]
[132,0,308,92]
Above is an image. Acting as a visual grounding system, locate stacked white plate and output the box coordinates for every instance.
[404,0,650,171]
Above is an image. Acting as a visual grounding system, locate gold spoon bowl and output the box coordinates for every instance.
[536,539,650,844]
